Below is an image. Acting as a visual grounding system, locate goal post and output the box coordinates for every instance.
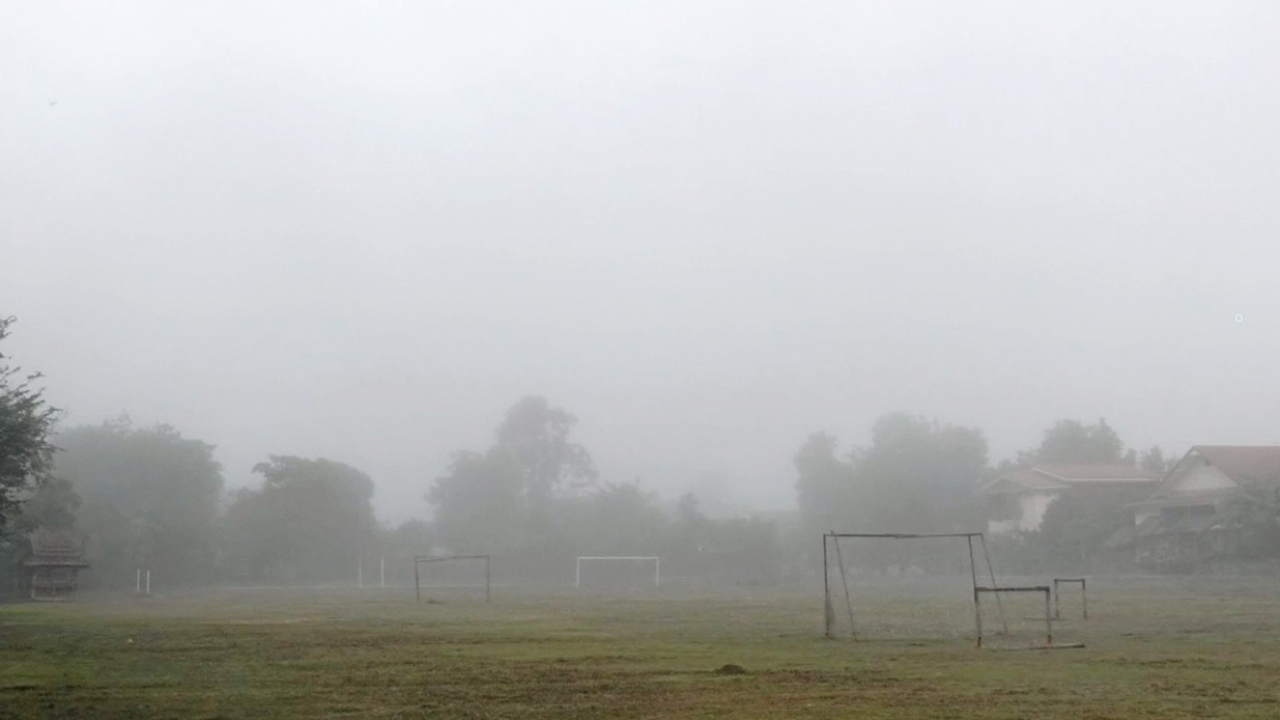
[1053,577,1088,619]
[821,532,1006,641]
[575,556,660,589]
[413,554,491,604]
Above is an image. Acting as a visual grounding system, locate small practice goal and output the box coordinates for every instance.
[414,554,491,604]
[575,556,660,589]
[1053,577,1088,619]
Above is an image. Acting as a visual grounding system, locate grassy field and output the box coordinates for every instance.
[3,577,1280,719]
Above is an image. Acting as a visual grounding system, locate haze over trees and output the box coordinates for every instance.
[793,413,987,535]
[54,418,225,587]
[7,0,1280,603]
[4,388,794,592]
[427,395,782,583]
[0,318,1241,592]
[221,456,379,583]
[1019,418,1126,465]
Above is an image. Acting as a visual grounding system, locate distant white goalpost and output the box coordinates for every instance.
[575,556,660,588]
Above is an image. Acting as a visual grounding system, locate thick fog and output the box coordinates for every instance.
[4,1,1279,524]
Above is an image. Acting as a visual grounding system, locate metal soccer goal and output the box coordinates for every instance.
[822,532,1007,643]
[413,554,491,604]
[1053,577,1088,620]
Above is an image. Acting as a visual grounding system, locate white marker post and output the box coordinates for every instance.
[145,570,151,595]
[380,558,385,588]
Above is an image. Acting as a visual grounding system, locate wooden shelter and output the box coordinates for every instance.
[23,527,89,601]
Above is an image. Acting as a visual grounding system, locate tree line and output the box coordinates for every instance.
[2,403,784,592]
[2,316,788,590]
[0,315,1194,595]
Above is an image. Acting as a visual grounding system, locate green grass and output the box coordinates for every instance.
[3,578,1280,719]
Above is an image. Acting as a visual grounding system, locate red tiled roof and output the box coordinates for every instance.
[980,463,1161,495]
[1034,464,1162,482]
[1189,446,1280,482]
[979,467,1065,494]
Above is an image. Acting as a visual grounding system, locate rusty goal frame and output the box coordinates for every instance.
[822,532,1008,643]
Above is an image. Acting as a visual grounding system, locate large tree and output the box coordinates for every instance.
[793,432,856,533]
[494,396,597,508]
[221,456,378,583]
[0,317,59,536]
[12,477,80,535]
[426,450,526,554]
[1022,418,1125,465]
[668,492,713,571]
[854,412,989,535]
[55,417,225,587]
[428,396,598,557]
[1139,445,1176,475]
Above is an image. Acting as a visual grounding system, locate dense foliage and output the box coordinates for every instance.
[0,317,59,536]
[54,418,225,587]
[1019,417,1125,465]
[221,456,379,583]
[427,396,783,583]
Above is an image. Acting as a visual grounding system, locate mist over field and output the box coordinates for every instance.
[4,0,1279,528]
[10,6,1280,719]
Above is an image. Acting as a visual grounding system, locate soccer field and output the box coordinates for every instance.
[3,578,1279,719]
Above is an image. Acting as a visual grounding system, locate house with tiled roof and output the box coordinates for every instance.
[979,463,1162,534]
[1111,446,1280,571]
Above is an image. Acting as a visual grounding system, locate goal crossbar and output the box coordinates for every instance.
[575,556,660,588]
[827,532,987,539]
[414,554,491,604]
[1052,577,1088,619]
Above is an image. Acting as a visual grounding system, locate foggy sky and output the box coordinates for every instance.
[4,1,1279,524]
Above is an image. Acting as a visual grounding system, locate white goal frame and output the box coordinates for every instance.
[414,554,490,604]
[575,556,660,588]
[822,532,1007,643]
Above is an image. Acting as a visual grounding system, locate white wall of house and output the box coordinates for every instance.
[988,492,1057,534]
[1172,460,1236,494]
[1129,456,1237,526]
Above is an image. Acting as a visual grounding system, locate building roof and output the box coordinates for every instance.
[1034,464,1162,483]
[979,467,1065,494]
[1142,446,1280,504]
[1188,446,1280,483]
[22,527,89,568]
[980,463,1160,495]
